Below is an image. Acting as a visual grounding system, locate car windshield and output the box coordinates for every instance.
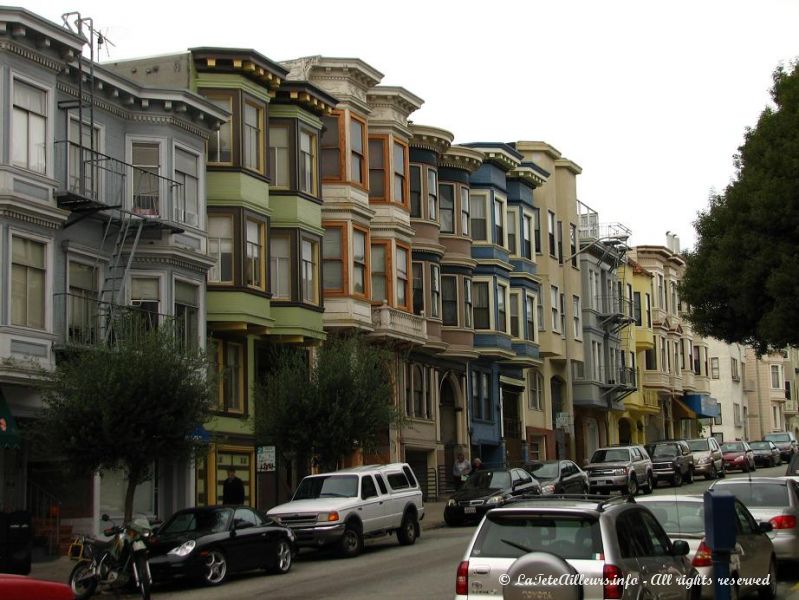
[643,501,705,535]
[161,508,233,535]
[527,462,559,480]
[647,445,678,458]
[687,440,710,452]
[590,449,629,463]
[471,513,603,560]
[765,433,791,443]
[464,470,511,490]
[716,483,788,507]
[749,442,771,450]
[722,443,746,452]
[292,475,359,499]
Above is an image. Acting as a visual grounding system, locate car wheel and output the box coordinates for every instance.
[69,561,98,600]
[672,469,683,487]
[444,511,463,527]
[719,464,727,478]
[627,476,639,496]
[758,557,777,599]
[267,539,292,574]
[397,512,418,546]
[685,467,694,484]
[203,549,228,586]
[705,464,717,481]
[338,523,364,558]
[642,473,655,495]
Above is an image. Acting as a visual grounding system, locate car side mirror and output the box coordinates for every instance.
[759,522,774,534]
[672,540,690,556]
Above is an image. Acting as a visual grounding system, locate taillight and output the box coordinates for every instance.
[692,540,713,567]
[456,560,469,595]
[770,515,797,529]
[603,563,624,599]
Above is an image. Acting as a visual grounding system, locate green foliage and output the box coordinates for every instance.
[35,319,213,521]
[255,334,398,472]
[681,60,799,354]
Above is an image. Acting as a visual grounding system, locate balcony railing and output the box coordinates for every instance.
[576,200,632,243]
[592,295,635,319]
[370,304,428,345]
[597,366,636,387]
[54,141,194,226]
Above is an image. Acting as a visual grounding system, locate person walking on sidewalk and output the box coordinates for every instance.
[452,453,471,489]
[222,467,245,505]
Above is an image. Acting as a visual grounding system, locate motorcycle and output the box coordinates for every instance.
[68,513,153,600]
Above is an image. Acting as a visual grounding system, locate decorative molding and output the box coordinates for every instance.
[440,146,484,172]
[0,39,65,72]
[409,124,453,155]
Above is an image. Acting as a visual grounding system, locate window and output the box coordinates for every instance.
[645,293,652,327]
[731,358,740,381]
[529,371,543,410]
[693,345,701,374]
[368,138,386,200]
[353,229,367,295]
[657,274,665,310]
[245,220,265,289]
[522,214,533,259]
[68,118,100,199]
[497,284,507,333]
[393,142,406,204]
[321,115,341,179]
[494,198,505,246]
[350,117,365,184]
[371,243,387,303]
[299,130,317,195]
[570,224,577,267]
[323,226,344,292]
[482,372,491,422]
[203,92,233,164]
[464,279,473,328]
[461,188,470,236]
[473,282,490,330]
[557,221,563,264]
[270,234,292,300]
[710,357,720,379]
[573,295,582,338]
[412,262,424,315]
[442,275,458,326]
[11,237,46,329]
[243,100,264,173]
[471,193,488,241]
[547,211,557,256]
[68,261,98,344]
[440,183,455,233]
[301,239,318,304]
[592,341,602,381]
[132,142,160,216]
[471,371,481,419]
[633,292,642,326]
[175,280,199,351]
[396,246,409,308]
[413,365,424,417]
[12,79,47,174]
[130,277,160,329]
[771,365,782,389]
[427,169,438,220]
[174,147,200,227]
[510,292,520,338]
[670,282,678,315]
[507,208,518,255]
[410,165,422,217]
[537,295,544,332]
[551,286,560,332]
[215,340,244,413]
[525,294,535,341]
[430,264,441,318]
[268,124,290,187]
[208,216,233,284]
[533,208,541,254]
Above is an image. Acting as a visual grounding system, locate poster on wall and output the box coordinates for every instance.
[257,446,276,472]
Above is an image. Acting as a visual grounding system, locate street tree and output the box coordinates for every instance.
[681,60,799,353]
[36,317,213,522]
[255,334,398,472]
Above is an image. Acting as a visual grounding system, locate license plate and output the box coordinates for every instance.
[464,507,476,514]
[132,540,146,551]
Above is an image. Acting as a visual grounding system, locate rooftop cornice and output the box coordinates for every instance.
[274,80,338,116]
[508,164,547,187]
[462,142,521,172]
[367,85,424,118]
[439,145,484,173]
[0,7,85,58]
[281,55,383,91]
[513,140,562,161]
[554,157,582,175]
[631,245,685,267]
[190,47,289,92]
[409,124,453,155]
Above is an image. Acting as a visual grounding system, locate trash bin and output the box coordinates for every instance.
[0,511,32,575]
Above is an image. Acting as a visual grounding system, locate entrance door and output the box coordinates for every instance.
[503,390,522,464]
[619,418,632,445]
[404,450,429,500]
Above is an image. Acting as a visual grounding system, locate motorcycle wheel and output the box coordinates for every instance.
[69,561,98,600]
[134,554,151,600]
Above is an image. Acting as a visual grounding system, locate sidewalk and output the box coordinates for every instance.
[421,500,446,531]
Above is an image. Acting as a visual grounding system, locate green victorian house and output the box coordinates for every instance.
[109,48,336,508]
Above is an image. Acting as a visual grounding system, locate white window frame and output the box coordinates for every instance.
[472,276,494,331]
[67,115,105,199]
[550,285,560,333]
[572,295,582,339]
[525,292,538,343]
[126,135,166,216]
[8,228,53,333]
[493,193,507,249]
[509,289,523,339]
[469,191,490,243]
[528,370,543,411]
[506,206,519,257]
[771,365,782,389]
[173,275,206,349]
[497,282,509,335]
[430,264,441,319]
[11,73,52,176]
[173,141,205,229]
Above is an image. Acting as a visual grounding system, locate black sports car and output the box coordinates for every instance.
[147,505,295,587]
[526,460,589,494]
[444,468,540,526]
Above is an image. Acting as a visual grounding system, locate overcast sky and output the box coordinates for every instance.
[25,0,799,250]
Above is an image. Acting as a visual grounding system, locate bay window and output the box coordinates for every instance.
[243,100,264,173]
[321,114,342,179]
[440,183,454,233]
[202,91,233,164]
[393,142,407,204]
[371,243,387,303]
[208,216,233,284]
[507,208,519,255]
[299,130,317,194]
[175,280,199,351]
[12,79,47,174]
[130,276,160,330]
[430,264,441,318]
[350,117,366,184]
[352,228,367,295]
[245,220,265,289]
[410,166,422,217]
[473,281,490,330]
[301,238,318,304]
[215,340,244,413]
[522,214,533,259]
[270,234,292,300]
[268,124,290,188]
[497,284,507,333]
[460,188,470,236]
[464,279,473,328]
[494,198,505,247]
[174,147,200,227]
[132,142,161,216]
[68,261,98,344]
[525,294,536,341]
[510,291,520,338]
[368,138,386,200]
[427,169,438,221]
[396,246,409,309]
[533,208,541,254]
[442,275,458,326]
[11,236,46,329]
[471,193,488,241]
[412,262,424,315]
[322,226,344,292]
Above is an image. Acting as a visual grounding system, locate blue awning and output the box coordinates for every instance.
[682,394,720,419]
[0,391,21,449]
[189,425,211,443]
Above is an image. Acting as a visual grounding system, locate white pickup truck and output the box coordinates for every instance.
[266,463,425,557]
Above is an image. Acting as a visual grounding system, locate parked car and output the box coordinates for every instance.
[0,575,73,600]
[637,495,777,599]
[750,441,782,467]
[686,437,725,480]
[455,495,699,600]
[584,445,655,495]
[147,505,295,587]
[445,468,540,525]
[526,460,588,495]
[764,432,798,462]
[645,440,695,487]
[710,477,799,563]
[721,441,756,473]
[267,463,424,557]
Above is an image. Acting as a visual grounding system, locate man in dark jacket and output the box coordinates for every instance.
[222,467,245,505]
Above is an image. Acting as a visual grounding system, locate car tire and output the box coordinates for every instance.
[705,464,717,480]
[338,523,364,558]
[444,511,463,527]
[758,557,777,599]
[397,512,418,546]
[685,467,694,484]
[69,561,98,600]
[627,476,639,496]
[202,549,228,586]
[268,539,292,574]
[672,469,683,487]
[719,465,727,478]
[642,473,655,495]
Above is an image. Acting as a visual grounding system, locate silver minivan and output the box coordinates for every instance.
[686,438,725,480]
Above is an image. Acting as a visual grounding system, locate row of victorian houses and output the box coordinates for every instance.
[0,7,796,535]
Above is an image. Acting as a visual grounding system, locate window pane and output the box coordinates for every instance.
[301,239,316,303]
[243,103,262,171]
[440,184,454,233]
[368,139,385,198]
[371,244,386,302]
[321,116,341,178]
[393,143,405,203]
[299,131,316,194]
[442,276,458,326]
[410,166,422,217]
[270,235,291,299]
[205,97,232,163]
[474,282,490,329]
[396,247,408,306]
[269,125,290,187]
